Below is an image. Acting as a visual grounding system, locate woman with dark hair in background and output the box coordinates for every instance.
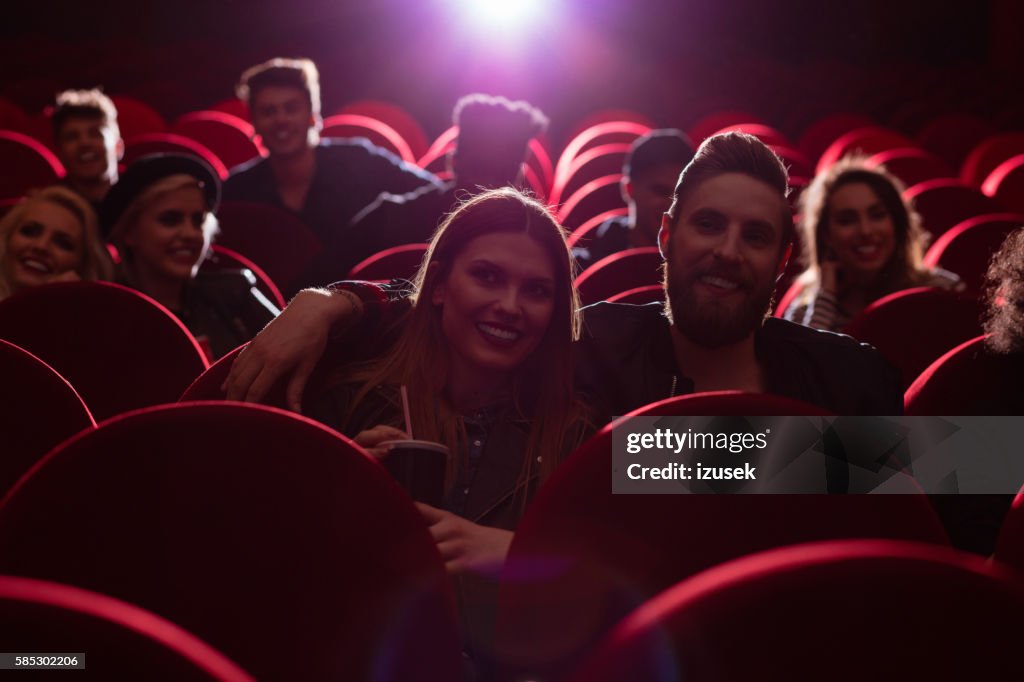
[784,156,961,330]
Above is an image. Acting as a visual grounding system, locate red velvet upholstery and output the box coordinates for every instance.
[215,201,323,292]
[843,287,984,389]
[982,154,1024,213]
[0,281,208,421]
[605,285,664,305]
[904,335,1024,415]
[110,95,168,140]
[0,130,64,199]
[564,208,628,249]
[171,111,263,171]
[922,213,1024,295]
[0,402,461,682]
[960,132,1024,187]
[569,541,1023,682]
[866,147,956,187]
[321,113,417,164]
[796,113,875,164]
[574,247,663,306]
[0,575,254,681]
[495,396,947,680]
[816,126,913,174]
[348,243,428,281]
[123,133,229,179]
[549,143,629,207]
[915,112,995,169]
[903,178,1000,240]
[335,100,430,160]
[557,175,628,230]
[687,111,763,144]
[553,121,651,194]
[0,339,94,496]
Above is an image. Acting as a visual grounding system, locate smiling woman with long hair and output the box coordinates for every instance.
[784,156,961,331]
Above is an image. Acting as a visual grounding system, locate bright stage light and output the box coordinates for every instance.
[459,0,545,31]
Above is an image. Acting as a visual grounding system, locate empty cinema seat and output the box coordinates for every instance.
[574,247,663,306]
[568,540,1024,682]
[0,130,64,199]
[0,281,208,421]
[0,402,461,682]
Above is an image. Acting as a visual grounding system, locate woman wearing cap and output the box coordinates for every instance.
[103,154,279,358]
[0,185,113,301]
[783,156,961,331]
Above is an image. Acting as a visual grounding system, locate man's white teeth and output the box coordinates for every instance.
[856,245,878,254]
[22,258,51,273]
[700,275,739,290]
[478,323,519,341]
[172,248,196,258]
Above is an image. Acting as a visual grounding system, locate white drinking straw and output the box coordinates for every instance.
[400,384,414,440]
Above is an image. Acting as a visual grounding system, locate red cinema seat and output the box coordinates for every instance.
[321,113,417,164]
[110,95,168,140]
[553,122,651,197]
[0,576,254,681]
[209,98,250,122]
[770,144,814,178]
[123,133,229,179]
[866,147,956,188]
[494,396,946,680]
[574,247,663,306]
[904,178,1001,240]
[215,201,323,292]
[566,110,657,141]
[922,213,1024,295]
[171,111,263,171]
[549,143,629,207]
[960,132,1024,187]
[0,402,461,682]
[995,487,1024,571]
[348,243,428,282]
[556,176,628,231]
[916,112,995,169]
[336,99,430,160]
[797,112,875,164]
[0,281,208,421]
[981,154,1024,213]
[904,335,1024,416]
[687,111,764,144]
[200,245,285,309]
[568,541,1023,682]
[0,339,94,496]
[842,287,983,389]
[0,130,64,199]
[564,208,629,249]
[816,126,914,175]
[710,122,790,148]
[605,285,664,305]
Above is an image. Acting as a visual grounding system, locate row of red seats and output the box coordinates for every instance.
[5,356,1024,679]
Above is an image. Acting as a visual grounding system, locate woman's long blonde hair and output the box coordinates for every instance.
[344,187,584,496]
[0,185,113,299]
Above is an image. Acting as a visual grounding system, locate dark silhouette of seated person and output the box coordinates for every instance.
[573,129,694,270]
[51,89,124,212]
[325,94,549,281]
[223,58,439,249]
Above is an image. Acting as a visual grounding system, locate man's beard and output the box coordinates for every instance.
[664,262,775,348]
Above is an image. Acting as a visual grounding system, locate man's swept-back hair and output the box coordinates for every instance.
[236,57,322,118]
[666,131,793,246]
[451,94,548,189]
[52,89,120,140]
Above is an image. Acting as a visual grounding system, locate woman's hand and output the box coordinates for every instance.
[416,502,514,575]
[353,425,409,459]
[222,288,360,411]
